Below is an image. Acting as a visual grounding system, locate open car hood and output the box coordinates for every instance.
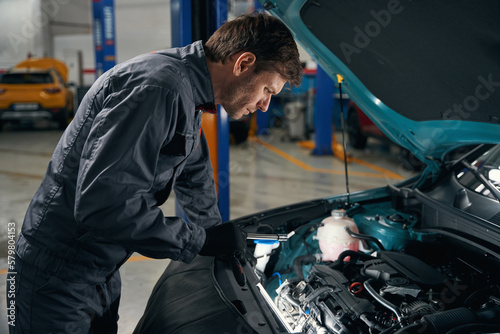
[262,0,500,162]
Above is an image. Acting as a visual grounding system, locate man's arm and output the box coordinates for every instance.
[74,85,205,263]
[174,128,223,228]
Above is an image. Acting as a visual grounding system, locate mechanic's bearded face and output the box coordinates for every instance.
[222,70,287,120]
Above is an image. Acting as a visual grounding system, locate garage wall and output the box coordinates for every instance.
[53,0,171,86]
[0,0,36,71]
[115,0,171,62]
[53,34,94,86]
[1,0,171,86]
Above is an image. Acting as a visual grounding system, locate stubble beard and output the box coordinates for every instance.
[222,73,257,120]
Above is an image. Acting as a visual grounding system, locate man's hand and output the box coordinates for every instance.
[199,222,247,257]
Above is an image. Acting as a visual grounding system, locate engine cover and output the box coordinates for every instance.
[362,252,447,288]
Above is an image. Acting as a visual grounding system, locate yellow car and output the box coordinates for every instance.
[0,57,74,130]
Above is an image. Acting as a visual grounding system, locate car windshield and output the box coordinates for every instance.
[0,72,53,84]
[456,145,500,200]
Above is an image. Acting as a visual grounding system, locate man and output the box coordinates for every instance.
[10,12,302,333]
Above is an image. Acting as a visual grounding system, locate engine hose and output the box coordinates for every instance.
[345,226,386,251]
[329,250,376,270]
[293,254,321,281]
[360,314,386,333]
[445,323,500,334]
[338,249,376,262]
[420,307,477,334]
[391,308,478,334]
[363,279,404,325]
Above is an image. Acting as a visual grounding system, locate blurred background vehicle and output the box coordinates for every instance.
[347,101,384,149]
[348,101,425,171]
[0,57,74,130]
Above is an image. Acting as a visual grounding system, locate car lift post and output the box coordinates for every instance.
[215,0,230,222]
[253,0,270,135]
[171,0,230,222]
[312,66,334,155]
[92,0,117,79]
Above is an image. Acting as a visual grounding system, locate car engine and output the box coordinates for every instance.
[254,201,500,334]
[272,249,500,334]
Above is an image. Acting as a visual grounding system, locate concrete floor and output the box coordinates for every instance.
[0,120,414,333]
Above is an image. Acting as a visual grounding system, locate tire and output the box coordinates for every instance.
[347,109,367,149]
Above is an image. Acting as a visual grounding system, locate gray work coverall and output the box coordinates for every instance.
[10,41,221,333]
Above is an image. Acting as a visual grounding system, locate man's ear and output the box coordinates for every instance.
[233,52,256,76]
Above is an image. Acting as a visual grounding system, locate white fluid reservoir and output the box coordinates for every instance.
[254,240,280,273]
[317,209,359,261]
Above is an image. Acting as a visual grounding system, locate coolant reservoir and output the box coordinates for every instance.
[317,209,359,261]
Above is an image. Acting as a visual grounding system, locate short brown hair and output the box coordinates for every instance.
[204,13,302,87]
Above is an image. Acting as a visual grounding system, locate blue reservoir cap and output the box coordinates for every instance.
[254,240,280,245]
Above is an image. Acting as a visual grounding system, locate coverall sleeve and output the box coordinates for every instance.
[74,85,205,263]
[174,129,222,228]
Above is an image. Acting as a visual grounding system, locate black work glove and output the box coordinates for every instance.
[199,222,247,258]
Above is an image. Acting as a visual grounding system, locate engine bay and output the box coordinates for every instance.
[269,246,500,334]
[237,183,500,334]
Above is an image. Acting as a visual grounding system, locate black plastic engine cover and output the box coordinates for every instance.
[363,251,447,288]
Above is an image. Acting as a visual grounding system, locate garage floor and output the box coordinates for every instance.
[0,120,414,333]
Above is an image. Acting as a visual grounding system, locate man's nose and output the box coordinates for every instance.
[257,95,271,112]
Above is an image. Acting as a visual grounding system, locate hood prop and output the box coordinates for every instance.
[337,74,351,207]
